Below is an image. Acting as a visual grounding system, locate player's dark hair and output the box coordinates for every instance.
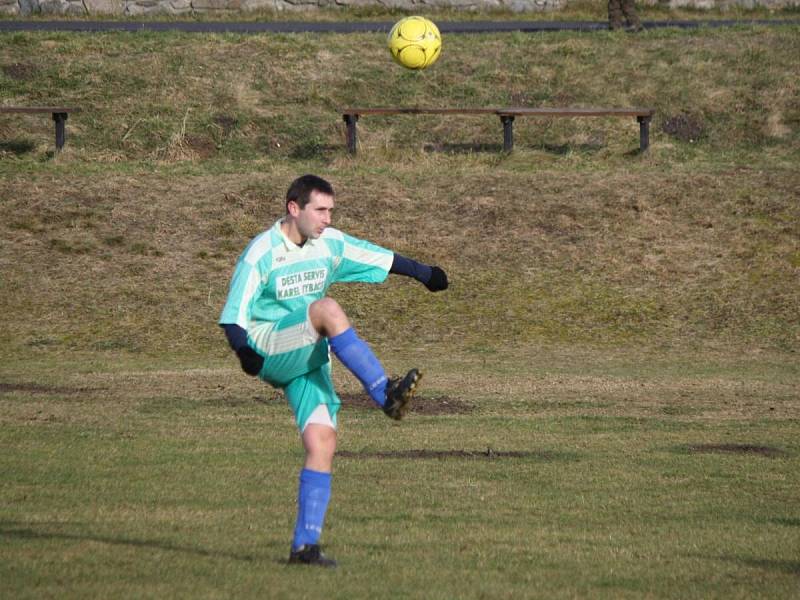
[285,174,335,211]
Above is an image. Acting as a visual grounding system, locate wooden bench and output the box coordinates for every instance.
[342,107,655,154]
[0,106,81,151]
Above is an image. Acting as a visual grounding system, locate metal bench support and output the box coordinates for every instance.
[638,115,651,152]
[344,114,358,154]
[53,112,68,151]
[500,115,515,152]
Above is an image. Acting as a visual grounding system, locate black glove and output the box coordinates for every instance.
[425,266,449,292]
[236,346,264,376]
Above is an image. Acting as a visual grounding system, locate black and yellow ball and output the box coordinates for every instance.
[387,16,442,70]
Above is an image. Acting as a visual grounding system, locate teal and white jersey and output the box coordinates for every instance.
[219,219,393,331]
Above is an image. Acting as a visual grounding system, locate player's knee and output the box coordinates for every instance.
[303,424,337,464]
[309,297,335,318]
[310,298,348,332]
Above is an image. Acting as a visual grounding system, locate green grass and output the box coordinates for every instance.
[1,351,798,598]
[1,17,799,599]
[1,26,798,164]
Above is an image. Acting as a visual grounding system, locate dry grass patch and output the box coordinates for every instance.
[2,157,798,358]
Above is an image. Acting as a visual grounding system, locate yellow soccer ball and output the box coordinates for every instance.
[387,16,442,70]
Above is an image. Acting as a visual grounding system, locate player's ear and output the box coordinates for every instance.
[287,199,301,217]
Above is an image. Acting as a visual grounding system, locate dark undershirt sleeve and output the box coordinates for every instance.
[221,323,248,352]
[390,253,432,284]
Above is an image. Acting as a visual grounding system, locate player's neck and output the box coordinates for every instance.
[281,217,308,247]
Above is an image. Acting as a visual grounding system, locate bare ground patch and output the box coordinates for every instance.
[662,113,705,142]
[432,367,800,421]
[337,448,568,460]
[337,392,474,415]
[1,62,38,80]
[0,382,105,395]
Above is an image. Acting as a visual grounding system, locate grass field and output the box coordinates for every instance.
[1,9,799,599]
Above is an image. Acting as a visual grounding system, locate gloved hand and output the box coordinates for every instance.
[424,266,449,292]
[236,346,264,376]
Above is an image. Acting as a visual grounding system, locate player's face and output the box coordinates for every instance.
[294,190,335,240]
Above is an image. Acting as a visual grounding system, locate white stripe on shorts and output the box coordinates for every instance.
[303,404,336,432]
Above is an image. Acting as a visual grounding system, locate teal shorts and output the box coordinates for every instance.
[248,306,340,431]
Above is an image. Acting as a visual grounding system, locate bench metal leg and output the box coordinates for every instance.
[343,114,358,155]
[501,116,515,152]
[53,112,68,150]
[637,116,651,152]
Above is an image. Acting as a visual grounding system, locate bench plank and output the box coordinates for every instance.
[344,108,503,116]
[498,107,654,117]
[343,107,654,117]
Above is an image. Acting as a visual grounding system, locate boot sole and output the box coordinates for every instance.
[396,369,422,419]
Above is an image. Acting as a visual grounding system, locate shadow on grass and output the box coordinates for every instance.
[705,554,800,576]
[0,140,36,155]
[423,142,504,154]
[541,142,606,155]
[685,443,787,458]
[623,146,648,157]
[0,522,255,562]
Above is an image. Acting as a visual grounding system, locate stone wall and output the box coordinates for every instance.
[1,0,797,17]
[1,0,565,15]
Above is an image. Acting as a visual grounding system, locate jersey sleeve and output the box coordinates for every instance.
[219,256,265,329]
[329,231,393,284]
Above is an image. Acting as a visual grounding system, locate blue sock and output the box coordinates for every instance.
[329,327,388,407]
[292,468,332,551]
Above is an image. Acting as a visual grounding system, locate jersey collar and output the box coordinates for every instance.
[274,218,318,251]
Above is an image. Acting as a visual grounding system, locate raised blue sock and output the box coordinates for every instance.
[329,327,388,407]
[292,468,332,551]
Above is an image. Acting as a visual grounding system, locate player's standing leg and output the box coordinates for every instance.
[286,298,421,567]
[285,362,339,567]
[288,409,338,568]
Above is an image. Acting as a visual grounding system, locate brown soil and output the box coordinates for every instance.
[336,448,558,460]
[338,392,474,415]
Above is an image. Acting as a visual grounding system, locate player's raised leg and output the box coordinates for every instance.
[310,297,421,419]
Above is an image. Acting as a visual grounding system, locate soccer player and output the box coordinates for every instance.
[219,174,448,567]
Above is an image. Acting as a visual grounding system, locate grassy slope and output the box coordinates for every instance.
[1,20,799,599]
[1,25,798,360]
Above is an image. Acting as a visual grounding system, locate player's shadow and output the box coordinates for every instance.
[0,521,255,562]
[686,553,800,575]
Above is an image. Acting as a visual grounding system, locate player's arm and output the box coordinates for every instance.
[219,248,268,377]
[328,229,446,291]
[390,253,448,292]
[221,323,264,376]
